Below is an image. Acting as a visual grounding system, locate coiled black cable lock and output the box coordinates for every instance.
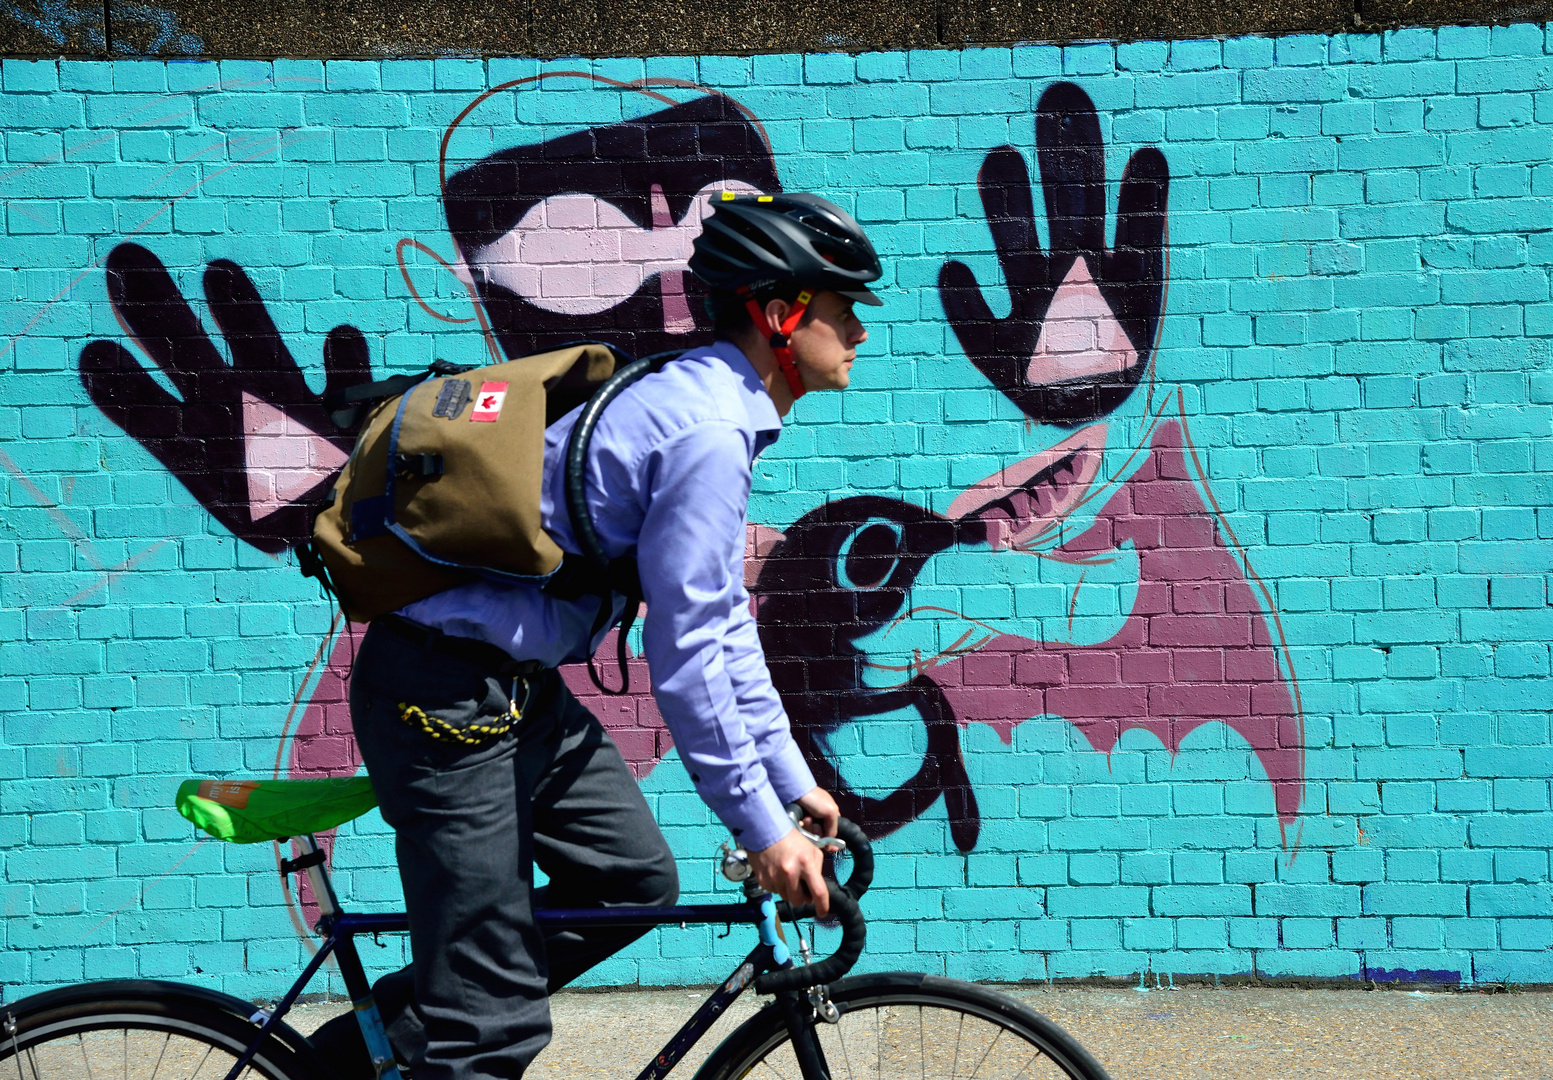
[547,350,680,695]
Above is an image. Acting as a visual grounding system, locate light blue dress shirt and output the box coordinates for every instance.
[401,341,816,851]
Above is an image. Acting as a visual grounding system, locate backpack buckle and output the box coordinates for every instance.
[394,453,445,480]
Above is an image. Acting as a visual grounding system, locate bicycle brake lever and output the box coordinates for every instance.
[785,804,847,853]
[803,828,846,854]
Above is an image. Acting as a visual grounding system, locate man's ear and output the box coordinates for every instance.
[763,297,791,332]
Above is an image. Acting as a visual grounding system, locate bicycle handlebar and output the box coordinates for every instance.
[832,817,873,900]
[753,817,873,994]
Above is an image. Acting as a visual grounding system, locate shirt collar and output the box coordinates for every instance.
[703,339,783,451]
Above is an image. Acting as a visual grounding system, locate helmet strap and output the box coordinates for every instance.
[740,287,812,400]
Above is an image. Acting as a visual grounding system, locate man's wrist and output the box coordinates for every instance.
[716,780,793,853]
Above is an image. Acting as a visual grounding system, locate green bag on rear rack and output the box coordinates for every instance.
[304,342,625,623]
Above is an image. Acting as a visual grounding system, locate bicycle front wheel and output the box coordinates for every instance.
[0,979,321,1080]
[694,972,1111,1080]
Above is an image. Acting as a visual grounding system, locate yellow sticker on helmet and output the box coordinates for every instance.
[721,191,735,201]
[758,195,774,202]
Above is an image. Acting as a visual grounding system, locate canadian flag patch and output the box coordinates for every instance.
[470,381,509,422]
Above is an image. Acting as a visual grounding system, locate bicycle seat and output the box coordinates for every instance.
[176,777,379,844]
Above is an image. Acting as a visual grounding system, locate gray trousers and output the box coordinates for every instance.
[350,620,680,1080]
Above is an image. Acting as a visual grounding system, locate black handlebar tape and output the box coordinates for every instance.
[754,884,866,995]
[834,818,873,900]
[563,350,679,569]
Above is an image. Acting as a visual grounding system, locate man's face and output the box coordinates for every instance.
[790,291,868,392]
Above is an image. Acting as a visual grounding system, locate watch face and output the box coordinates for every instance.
[443,93,780,362]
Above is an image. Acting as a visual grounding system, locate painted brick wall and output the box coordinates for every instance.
[2,24,1552,1002]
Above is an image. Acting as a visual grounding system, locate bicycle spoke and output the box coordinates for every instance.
[717,987,1105,1080]
[1010,1046,1043,1080]
[873,1004,881,1080]
[150,1032,171,1080]
[965,1023,1004,1078]
[0,993,316,1080]
[830,1013,855,1080]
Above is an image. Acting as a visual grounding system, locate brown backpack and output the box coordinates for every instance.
[302,341,663,691]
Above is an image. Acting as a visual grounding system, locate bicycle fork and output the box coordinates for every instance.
[777,990,833,1080]
[755,889,833,1080]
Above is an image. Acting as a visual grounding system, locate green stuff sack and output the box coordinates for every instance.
[176,777,379,844]
[312,342,624,622]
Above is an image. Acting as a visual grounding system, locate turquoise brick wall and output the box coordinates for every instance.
[2,25,1552,1001]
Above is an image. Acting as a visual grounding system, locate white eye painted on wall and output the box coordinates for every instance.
[467,180,764,330]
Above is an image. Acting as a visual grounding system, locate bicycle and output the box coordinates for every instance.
[0,775,1112,1080]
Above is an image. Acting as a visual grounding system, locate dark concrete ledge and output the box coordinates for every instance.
[0,0,1549,59]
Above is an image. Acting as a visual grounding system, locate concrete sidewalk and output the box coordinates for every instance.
[289,983,1553,1079]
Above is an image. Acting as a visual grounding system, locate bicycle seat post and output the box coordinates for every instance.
[282,836,401,1077]
[282,834,342,929]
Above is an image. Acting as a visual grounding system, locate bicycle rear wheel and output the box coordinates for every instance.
[694,972,1110,1080]
[0,979,321,1080]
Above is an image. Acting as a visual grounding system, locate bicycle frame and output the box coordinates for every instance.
[226,836,815,1080]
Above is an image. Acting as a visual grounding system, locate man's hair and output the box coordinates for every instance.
[707,285,814,336]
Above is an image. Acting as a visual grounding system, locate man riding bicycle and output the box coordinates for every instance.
[313,192,885,1079]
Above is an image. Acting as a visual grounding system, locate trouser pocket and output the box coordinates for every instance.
[351,622,538,761]
[396,672,533,748]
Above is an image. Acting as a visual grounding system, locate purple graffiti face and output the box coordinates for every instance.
[442,93,780,361]
[561,81,1301,855]
[754,418,1304,853]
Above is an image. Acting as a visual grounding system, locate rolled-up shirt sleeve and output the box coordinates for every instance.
[636,420,805,852]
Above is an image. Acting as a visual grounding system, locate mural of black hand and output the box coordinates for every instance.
[938,81,1169,427]
[79,243,371,553]
[756,497,990,852]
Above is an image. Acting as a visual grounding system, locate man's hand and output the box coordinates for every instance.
[794,786,840,839]
[747,829,830,918]
[746,786,842,916]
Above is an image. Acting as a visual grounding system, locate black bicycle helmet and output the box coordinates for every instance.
[690,192,884,305]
